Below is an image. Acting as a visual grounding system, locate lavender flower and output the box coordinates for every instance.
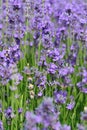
[18,108,23,114]
[47,63,58,75]
[25,111,41,130]
[4,107,15,120]
[54,90,67,104]
[0,121,4,130]
[77,124,85,130]
[77,68,87,93]
[35,97,60,128]
[25,97,71,129]
[66,96,75,110]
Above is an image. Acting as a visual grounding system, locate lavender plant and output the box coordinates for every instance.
[0,0,87,130]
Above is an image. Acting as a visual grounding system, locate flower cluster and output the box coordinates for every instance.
[25,97,71,130]
[0,0,87,129]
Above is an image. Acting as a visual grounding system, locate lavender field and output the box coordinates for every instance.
[0,0,87,130]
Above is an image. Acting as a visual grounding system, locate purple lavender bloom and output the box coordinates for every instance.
[80,107,87,121]
[77,68,87,93]
[59,66,74,77]
[25,111,41,130]
[1,0,26,46]
[0,121,4,130]
[47,45,66,62]
[77,82,87,94]
[47,63,58,75]
[66,101,75,110]
[38,91,43,97]
[0,64,12,85]
[61,124,71,130]
[12,0,22,10]
[77,124,85,130]
[18,108,23,114]
[34,70,47,92]
[81,112,87,121]
[54,90,67,104]
[38,55,47,67]
[25,97,71,129]
[52,121,62,130]
[0,44,21,66]
[66,96,75,110]
[35,97,60,128]
[0,63,23,86]
[4,107,14,120]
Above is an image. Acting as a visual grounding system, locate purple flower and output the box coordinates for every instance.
[61,124,71,130]
[25,111,41,130]
[35,97,60,128]
[59,66,74,76]
[77,124,85,130]
[54,90,67,104]
[4,107,15,120]
[0,121,3,130]
[18,108,23,114]
[77,68,87,93]
[34,70,47,94]
[66,96,75,110]
[48,63,58,75]
[47,45,66,62]
[38,55,47,68]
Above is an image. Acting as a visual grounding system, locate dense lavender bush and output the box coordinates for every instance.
[0,0,87,130]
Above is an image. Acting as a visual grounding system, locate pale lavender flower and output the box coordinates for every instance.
[54,90,67,104]
[0,121,4,130]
